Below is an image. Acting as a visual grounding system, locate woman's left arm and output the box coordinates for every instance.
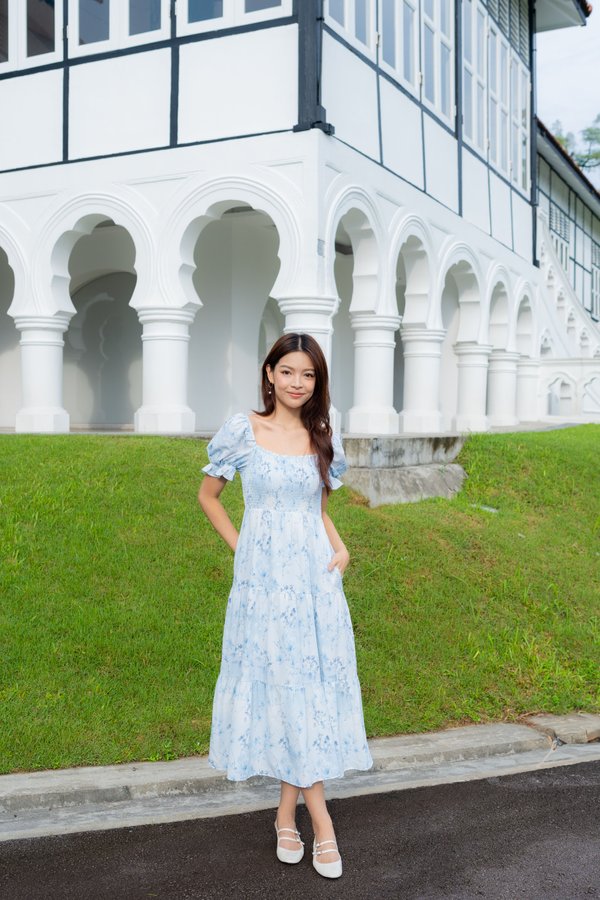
[321,489,350,574]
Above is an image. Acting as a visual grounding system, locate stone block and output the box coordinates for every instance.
[524,713,600,744]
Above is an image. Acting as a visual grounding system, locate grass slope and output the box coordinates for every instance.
[0,426,598,775]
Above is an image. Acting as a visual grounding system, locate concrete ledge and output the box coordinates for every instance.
[343,435,465,468]
[524,713,600,744]
[344,463,467,507]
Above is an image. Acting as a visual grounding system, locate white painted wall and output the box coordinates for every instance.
[321,34,380,162]
[69,51,171,159]
[462,151,490,234]
[178,26,298,145]
[489,172,512,248]
[423,117,458,213]
[0,70,63,170]
[380,80,424,190]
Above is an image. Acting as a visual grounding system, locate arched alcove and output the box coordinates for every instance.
[393,252,406,412]
[488,283,509,350]
[515,296,534,357]
[63,221,141,427]
[331,218,355,420]
[187,204,281,431]
[0,247,19,428]
[547,375,575,416]
[440,271,460,429]
[582,375,600,413]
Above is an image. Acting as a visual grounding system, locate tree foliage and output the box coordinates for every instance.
[551,115,600,171]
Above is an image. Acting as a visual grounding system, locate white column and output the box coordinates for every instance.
[398,326,445,433]
[516,358,540,422]
[487,350,520,426]
[134,308,197,434]
[454,341,492,432]
[14,313,72,433]
[346,313,400,434]
[276,296,338,368]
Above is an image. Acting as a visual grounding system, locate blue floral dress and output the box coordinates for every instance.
[202,412,373,788]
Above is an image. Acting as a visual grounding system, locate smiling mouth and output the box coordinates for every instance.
[288,393,304,397]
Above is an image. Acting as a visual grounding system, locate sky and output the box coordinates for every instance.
[536,5,600,142]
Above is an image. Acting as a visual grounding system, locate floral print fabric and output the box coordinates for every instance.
[202,412,373,787]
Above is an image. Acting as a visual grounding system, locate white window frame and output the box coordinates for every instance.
[462,0,486,152]
[591,242,600,318]
[0,0,64,72]
[324,0,377,60]
[177,0,292,38]
[379,0,418,96]
[68,0,171,58]
[420,0,455,126]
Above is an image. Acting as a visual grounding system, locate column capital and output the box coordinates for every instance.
[276,295,339,318]
[454,341,493,359]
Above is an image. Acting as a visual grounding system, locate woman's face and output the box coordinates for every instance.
[267,351,316,409]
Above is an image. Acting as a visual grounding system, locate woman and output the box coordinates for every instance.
[198,332,372,879]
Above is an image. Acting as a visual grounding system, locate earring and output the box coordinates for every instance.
[268,382,273,394]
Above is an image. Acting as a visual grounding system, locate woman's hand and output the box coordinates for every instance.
[328,545,350,576]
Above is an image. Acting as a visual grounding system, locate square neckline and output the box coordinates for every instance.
[244,413,317,459]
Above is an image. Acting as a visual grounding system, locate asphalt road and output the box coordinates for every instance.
[1,760,599,900]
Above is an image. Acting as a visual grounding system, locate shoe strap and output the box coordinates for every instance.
[276,826,304,846]
[313,839,338,855]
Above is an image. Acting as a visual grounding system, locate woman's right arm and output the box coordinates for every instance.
[198,476,239,552]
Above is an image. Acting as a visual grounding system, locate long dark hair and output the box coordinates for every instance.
[255,333,334,491]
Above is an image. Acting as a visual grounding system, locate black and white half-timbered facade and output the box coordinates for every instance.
[0,0,597,433]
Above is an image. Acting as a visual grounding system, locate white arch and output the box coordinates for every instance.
[434,241,484,339]
[483,264,512,350]
[511,280,536,357]
[159,174,302,313]
[323,184,386,314]
[388,213,434,324]
[1,208,31,319]
[26,189,157,319]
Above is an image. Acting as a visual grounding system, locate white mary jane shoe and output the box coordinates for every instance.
[312,837,343,879]
[274,821,304,864]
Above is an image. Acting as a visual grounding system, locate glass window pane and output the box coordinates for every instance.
[477,82,484,148]
[440,0,451,37]
[424,25,434,102]
[521,135,528,190]
[501,111,508,170]
[424,0,434,20]
[355,0,368,45]
[79,0,110,45]
[511,57,517,113]
[463,0,472,65]
[329,0,344,26]
[489,31,497,93]
[189,0,223,22]
[441,43,451,117]
[463,68,473,139]
[245,0,281,11]
[476,9,485,77]
[0,0,9,62]
[501,44,508,104]
[382,0,395,67]
[512,121,518,180]
[27,0,55,57]
[130,0,161,34]
[403,2,414,83]
[521,71,528,127]
[489,97,497,161]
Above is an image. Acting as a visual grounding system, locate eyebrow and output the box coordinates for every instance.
[279,365,315,372]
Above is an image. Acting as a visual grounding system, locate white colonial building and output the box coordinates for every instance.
[0,0,598,434]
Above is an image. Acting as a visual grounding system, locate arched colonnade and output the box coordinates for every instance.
[0,177,550,434]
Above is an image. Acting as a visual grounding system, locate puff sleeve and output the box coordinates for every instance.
[329,432,347,490]
[202,413,252,481]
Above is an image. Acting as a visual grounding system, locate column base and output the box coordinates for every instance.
[134,406,196,434]
[15,407,70,433]
[345,406,399,435]
[398,410,443,433]
[455,413,490,433]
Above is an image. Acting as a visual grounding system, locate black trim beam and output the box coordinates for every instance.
[530,0,538,267]
[294,0,334,135]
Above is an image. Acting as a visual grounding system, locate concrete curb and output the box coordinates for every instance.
[0,722,568,815]
[1,717,598,842]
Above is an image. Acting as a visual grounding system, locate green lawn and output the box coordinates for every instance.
[1,426,598,775]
